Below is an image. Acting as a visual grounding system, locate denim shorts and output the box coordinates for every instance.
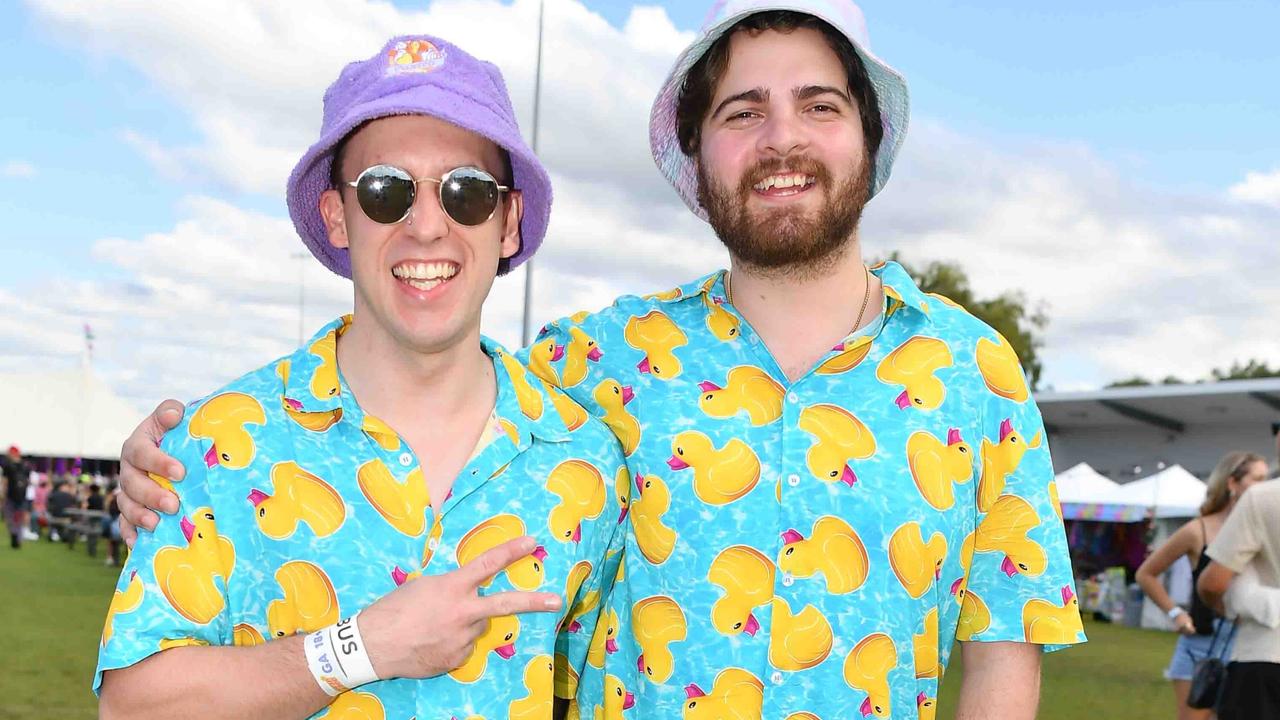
[1165,624,1235,681]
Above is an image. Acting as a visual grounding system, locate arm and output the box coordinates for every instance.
[100,536,562,719]
[1134,522,1198,633]
[1197,562,1236,616]
[955,641,1041,720]
[1222,564,1280,628]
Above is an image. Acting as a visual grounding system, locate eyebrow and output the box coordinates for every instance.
[795,84,852,104]
[712,85,852,119]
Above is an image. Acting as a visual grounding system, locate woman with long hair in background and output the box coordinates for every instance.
[1136,451,1270,720]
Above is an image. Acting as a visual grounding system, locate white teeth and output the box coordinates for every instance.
[753,173,815,192]
[392,261,458,281]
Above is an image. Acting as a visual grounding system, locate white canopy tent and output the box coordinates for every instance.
[1110,465,1207,519]
[0,365,143,461]
[1055,462,1124,504]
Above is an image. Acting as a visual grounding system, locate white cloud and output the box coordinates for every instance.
[11,0,1279,406]
[2,161,36,178]
[1229,168,1280,208]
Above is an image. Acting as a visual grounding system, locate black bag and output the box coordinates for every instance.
[1187,620,1238,709]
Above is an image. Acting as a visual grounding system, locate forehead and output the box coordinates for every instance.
[344,114,504,173]
[715,26,849,99]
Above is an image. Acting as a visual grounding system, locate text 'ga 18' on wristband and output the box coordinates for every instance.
[304,613,380,696]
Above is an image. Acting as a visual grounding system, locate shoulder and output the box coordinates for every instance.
[539,274,718,342]
[164,356,291,458]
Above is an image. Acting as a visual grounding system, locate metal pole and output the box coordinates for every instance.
[520,0,546,347]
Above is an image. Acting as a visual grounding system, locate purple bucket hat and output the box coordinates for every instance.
[287,35,552,278]
[650,0,909,221]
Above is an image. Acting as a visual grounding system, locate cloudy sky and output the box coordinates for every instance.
[2,0,1278,415]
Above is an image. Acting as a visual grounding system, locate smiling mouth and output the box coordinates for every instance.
[752,172,816,196]
[391,260,459,292]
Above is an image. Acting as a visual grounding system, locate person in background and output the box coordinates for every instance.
[45,480,78,542]
[104,485,123,567]
[31,475,50,539]
[1199,473,1280,719]
[1136,451,1267,720]
[1,445,32,549]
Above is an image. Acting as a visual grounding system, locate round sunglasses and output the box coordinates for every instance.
[344,164,512,226]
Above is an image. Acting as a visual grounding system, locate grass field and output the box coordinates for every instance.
[0,539,1182,720]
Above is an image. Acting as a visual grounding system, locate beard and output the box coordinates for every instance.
[696,154,872,279]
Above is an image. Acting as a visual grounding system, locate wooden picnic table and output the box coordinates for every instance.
[62,508,109,556]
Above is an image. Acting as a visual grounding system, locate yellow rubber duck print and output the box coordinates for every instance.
[1022,585,1085,643]
[842,633,897,719]
[498,349,544,420]
[154,507,236,625]
[596,674,636,718]
[624,310,688,380]
[614,466,631,524]
[247,461,346,539]
[563,327,604,388]
[798,404,875,487]
[233,622,265,646]
[586,606,620,669]
[955,589,992,640]
[682,667,763,720]
[913,607,940,679]
[316,690,385,719]
[450,614,519,683]
[667,431,760,505]
[631,472,676,565]
[697,366,784,426]
[508,654,554,720]
[547,459,607,543]
[887,522,947,599]
[562,560,600,634]
[455,514,547,590]
[527,336,564,386]
[778,515,869,594]
[768,597,833,671]
[267,560,340,638]
[189,392,266,469]
[701,293,740,342]
[593,378,641,456]
[907,427,973,510]
[875,336,953,411]
[917,693,937,720]
[356,459,430,536]
[976,332,1029,403]
[632,595,687,683]
[974,494,1047,578]
[103,570,144,645]
[977,418,1042,512]
[709,545,775,637]
[543,378,588,432]
[817,336,873,375]
[307,330,340,400]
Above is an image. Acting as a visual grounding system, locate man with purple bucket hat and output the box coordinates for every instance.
[95,35,626,719]
[115,1,1085,717]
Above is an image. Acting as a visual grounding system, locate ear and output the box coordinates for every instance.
[318,189,349,250]
[498,189,524,261]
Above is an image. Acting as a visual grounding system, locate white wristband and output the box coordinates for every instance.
[1167,606,1186,621]
[304,613,380,696]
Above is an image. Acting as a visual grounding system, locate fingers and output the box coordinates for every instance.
[476,590,563,618]
[122,400,187,483]
[116,488,161,537]
[457,536,539,588]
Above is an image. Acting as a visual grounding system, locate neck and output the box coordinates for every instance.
[335,314,495,429]
[727,239,883,382]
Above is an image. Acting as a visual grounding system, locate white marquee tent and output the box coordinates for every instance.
[1110,464,1207,519]
[0,366,143,461]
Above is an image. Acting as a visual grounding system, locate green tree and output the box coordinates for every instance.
[883,252,1049,389]
[1211,359,1280,381]
[1105,375,1187,389]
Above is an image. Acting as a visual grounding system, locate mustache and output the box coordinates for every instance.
[738,156,833,193]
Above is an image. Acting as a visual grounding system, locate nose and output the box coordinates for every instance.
[756,110,808,158]
[402,181,449,243]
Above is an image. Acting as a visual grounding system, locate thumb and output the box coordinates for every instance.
[152,399,186,435]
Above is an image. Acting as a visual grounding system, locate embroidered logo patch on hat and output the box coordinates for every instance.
[386,39,446,74]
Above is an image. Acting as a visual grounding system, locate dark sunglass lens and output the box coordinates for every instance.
[441,167,500,226]
[356,166,415,224]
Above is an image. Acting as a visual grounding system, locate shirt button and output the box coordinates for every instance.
[787,474,800,487]
[782,573,795,587]
[770,671,784,685]
[787,392,800,404]
[399,452,413,467]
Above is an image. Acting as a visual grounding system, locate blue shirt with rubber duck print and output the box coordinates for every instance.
[528,261,1085,720]
[95,315,629,720]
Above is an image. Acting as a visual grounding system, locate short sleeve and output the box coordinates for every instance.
[94,416,234,694]
[1208,489,1262,573]
[519,313,613,420]
[553,440,628,700]
[960,354,1086,652]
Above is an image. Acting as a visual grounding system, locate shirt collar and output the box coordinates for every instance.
[661,263,934,325]
[277,317,571,446]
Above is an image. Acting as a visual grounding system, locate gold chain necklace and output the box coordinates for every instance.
[725,264,874,336]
